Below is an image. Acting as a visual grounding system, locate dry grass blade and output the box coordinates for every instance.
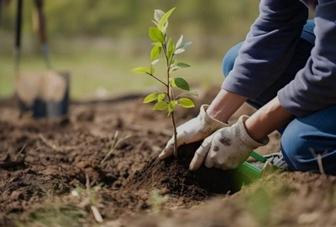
[100,131,132,164]
[38,134,79,152]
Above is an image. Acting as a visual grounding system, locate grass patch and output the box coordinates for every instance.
[16,200,86,227]
[16,185,103,227]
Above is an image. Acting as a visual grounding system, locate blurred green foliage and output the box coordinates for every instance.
[2,0,258,36]
[1,0,259,56]
[0,0,259,98]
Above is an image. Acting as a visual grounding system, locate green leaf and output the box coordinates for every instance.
[167,38,175,62]
[132,66,152,74]
[151,59,160,65]
[168,100,177,114]
[154,9,165,22]
[153,42,163,47]
[175,38,192,55]
[176,62,190,68]
[174,77,190,91]
[178,98,195,108]
[174,48,185,55]
[150,45,161,60]
[170,78,177,88]
[158,7,176,33]
[183,41,192,49]
[148,27,164,43]
[153,101,168,111]
[157,93,166,102]
[176,35,184,49]
[143,92,158,104]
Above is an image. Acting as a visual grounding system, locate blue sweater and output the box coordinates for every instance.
[222,0,336,117]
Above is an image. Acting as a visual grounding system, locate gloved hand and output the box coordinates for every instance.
[159,105,227,160]
[189,115,269,171]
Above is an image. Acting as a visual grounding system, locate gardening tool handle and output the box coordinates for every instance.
[234,151,266,182]
[250,151,267,163]
[0,0,3,26]
[33,0,47,44]
[14,0,23,74]
[15,0,23,49]
[33,0,51,69]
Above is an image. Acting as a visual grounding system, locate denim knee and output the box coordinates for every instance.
[222,42,243,77]
[281,109,336,174]
[281,119,308,171]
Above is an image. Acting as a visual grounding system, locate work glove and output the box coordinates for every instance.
[159,105,227,160]
[189,115,269,171]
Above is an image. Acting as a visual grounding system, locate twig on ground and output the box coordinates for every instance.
[16,143,27,159]
[38,134,79,152]
[310,148,326,175]
[85,173,91,190]
[91,205,103,223]
[84,174,104,223]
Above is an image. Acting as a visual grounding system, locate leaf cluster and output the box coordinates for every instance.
[133,8,195,115]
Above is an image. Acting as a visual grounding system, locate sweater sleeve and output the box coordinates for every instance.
[278,0,336,117]
[222,0,308,99]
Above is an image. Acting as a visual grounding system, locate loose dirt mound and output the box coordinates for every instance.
[127,142,248,200]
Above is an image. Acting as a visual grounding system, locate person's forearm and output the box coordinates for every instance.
[207,89,247,123]
[245,97,293,142]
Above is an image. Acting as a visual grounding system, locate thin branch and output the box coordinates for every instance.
[146,72,168,87]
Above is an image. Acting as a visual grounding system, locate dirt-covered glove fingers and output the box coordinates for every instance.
[205,115,269,170]
[158,133,186,160]
[158,138,174,160]
[159,105,228,161]
[189,136,212,171]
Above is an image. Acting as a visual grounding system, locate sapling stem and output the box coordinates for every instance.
[162,39,179,156]
[133,7,195,159]
[171,112,178,156]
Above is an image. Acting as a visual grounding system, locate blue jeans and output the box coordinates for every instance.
[223,20,336,175]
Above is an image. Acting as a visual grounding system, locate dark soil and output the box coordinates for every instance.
[1,91,333,227]
[0,90,248,226]
[128,142,250,200]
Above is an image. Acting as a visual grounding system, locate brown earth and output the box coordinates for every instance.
[0,90,335,227]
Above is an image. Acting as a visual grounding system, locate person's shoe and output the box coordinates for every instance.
[263,152,288,170]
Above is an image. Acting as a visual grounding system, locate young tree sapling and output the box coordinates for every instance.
[133,7,195,156]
